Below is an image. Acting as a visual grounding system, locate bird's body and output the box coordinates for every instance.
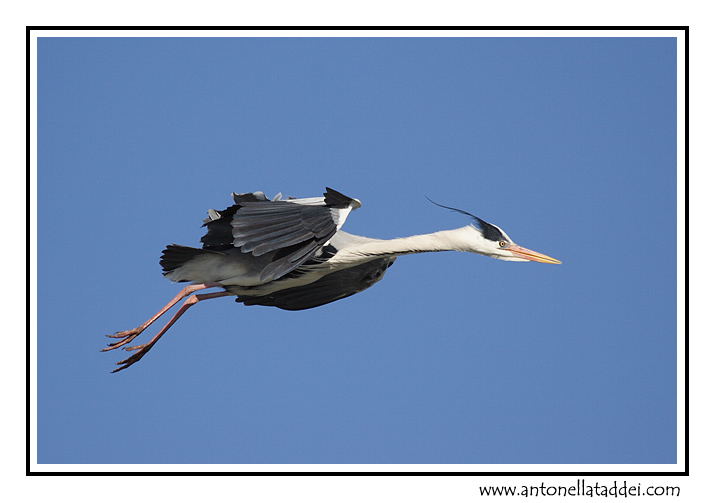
[159,188,387,308]
[104,187,560,371]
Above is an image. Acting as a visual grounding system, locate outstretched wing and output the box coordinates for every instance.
[201,188,361,282]
[235,257,394,310]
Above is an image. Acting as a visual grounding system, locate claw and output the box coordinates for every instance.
[100,330,143,352]
[111,343,154,372]
[111,362,133,373]
[106,330,137,339]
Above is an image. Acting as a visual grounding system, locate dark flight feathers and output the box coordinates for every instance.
[167,187,358,283]
[235,257,394,310]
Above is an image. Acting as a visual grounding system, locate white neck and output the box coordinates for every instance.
[338,226,479,259]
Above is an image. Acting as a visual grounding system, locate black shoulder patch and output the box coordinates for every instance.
[324,187,356,208]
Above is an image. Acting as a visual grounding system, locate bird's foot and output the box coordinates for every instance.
[110,342,156,373]
[101,327,145,352]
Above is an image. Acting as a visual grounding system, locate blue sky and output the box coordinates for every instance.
[36,35,678,466]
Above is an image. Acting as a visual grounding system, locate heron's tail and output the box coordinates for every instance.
[159,245,225,281]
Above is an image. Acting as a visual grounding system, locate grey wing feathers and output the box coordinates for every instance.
[200,187,358,283]
[231,202,335,255]
[235,257,394,310]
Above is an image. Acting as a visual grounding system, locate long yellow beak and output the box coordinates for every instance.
[505,244,562,264]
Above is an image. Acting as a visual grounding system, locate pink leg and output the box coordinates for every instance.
[110,290,235,372]
[102,282,225,352]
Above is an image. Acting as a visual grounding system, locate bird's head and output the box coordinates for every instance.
[468,218,561,263]
[427,197,562,264]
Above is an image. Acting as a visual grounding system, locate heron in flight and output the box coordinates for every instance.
[104,188,560,371]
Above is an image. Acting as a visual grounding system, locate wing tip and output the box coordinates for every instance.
[324,187,361,209]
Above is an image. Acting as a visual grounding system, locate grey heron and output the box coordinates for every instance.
[104,187,560,372]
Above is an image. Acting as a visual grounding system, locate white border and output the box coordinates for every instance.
[29,27,686,475]
[30,28,683,38]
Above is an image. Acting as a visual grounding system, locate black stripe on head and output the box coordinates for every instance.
[474,218,504,242]
[425,197,506,242]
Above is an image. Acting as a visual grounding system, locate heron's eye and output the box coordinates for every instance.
[499,241,506,248]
